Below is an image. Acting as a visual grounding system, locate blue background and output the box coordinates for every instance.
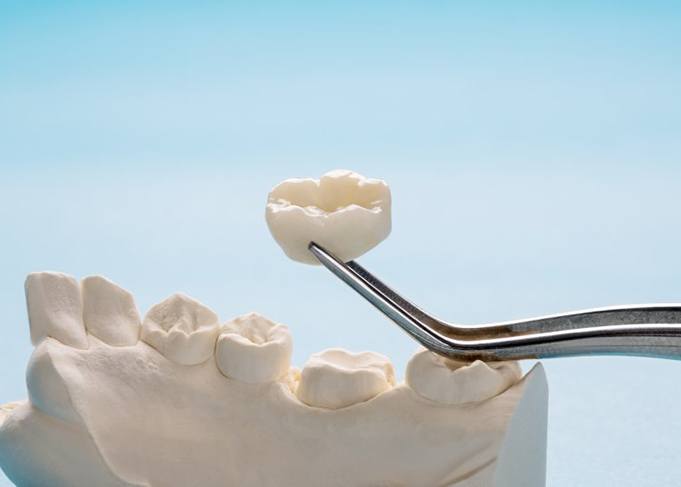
[1,2,681,485]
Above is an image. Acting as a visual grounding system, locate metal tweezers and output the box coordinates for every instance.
[309,242,681,361]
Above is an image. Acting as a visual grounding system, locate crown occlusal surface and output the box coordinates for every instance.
[216,312,292,383]
[406,348,522,405]
[82,276,140,347]
[25,272,89,349]
[296,348,395,409]
[141,293,220,365]
[266,169,391,264]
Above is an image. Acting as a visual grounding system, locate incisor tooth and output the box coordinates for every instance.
[406,349,522,405]
[216,312,292,383]
[296,349,395,409]
[82,276,140,347]
[25,272,89,349]
[141,293,220,365]
[266,169,391,264]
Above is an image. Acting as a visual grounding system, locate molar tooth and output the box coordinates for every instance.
[25,272,88,349]
[296,348,395,409]
[405,349,522,405]
[141,293,220,365]
[82,276,140,346]
[266,169,391,264]
[216,312,292,383]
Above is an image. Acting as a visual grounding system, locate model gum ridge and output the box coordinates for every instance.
[0,170,548,487]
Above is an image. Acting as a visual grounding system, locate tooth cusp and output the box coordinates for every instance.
[141,293,220,365]
[82,276,140,347]
[25,272,89,349]
[296,349,395,409]
[406,349,522,405]
[216,312,292,383]
[266,169,391,265]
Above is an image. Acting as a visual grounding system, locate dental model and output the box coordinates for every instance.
[0,272,547,487]
[266,169,391,264]
[0,170,548,486]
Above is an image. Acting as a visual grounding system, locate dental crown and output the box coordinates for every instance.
[266,169,392,264]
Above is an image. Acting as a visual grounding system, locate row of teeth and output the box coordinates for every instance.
[25,271,521,410]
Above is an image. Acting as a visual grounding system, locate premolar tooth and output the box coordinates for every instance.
[296,349,395,409]
[216,312,292,383]
[141,293,220,365]
[405,349,522,405]
[266,169,391,264]
[82,276,140,346]
[25,272,88,349]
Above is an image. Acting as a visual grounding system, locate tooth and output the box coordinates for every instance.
[266,169,391,264]
[141,293,220,365]
[405,348,522,405]
[82,276,140,346]
[25,272,88,349]
[296,348,395,409]
[215,312,293,383]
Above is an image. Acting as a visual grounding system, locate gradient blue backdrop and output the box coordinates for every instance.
[1,2,681,486]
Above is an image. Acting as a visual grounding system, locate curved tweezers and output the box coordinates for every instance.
[309,242,681,361]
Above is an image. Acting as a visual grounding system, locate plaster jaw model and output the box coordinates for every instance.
[0,277,547,487]
[0,170,549,487]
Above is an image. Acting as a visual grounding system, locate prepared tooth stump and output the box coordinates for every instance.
[0,272,548,487]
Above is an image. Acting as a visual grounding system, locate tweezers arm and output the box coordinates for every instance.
[344,252,681,338]
[475,325,681,361]
[308,242,681,361]
[490,305,681,335]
